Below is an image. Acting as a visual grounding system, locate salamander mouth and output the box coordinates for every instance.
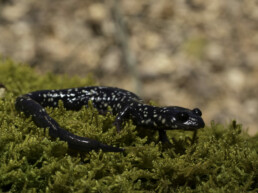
[182,117,205,130]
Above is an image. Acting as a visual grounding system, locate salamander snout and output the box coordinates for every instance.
[172,107,205,130]
[191,108,205,129]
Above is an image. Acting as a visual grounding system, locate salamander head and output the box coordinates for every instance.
[165,107,205,130]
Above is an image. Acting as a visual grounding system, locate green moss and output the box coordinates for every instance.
[0,59,257,192]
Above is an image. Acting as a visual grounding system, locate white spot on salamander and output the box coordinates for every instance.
[60,93,66,98]
[145,119,151,124]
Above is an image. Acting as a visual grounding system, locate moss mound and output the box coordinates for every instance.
[0,59,257,192]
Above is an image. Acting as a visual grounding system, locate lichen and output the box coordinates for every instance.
[0,59,257,192]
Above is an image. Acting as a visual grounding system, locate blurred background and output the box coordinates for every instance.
[0,0,257,135]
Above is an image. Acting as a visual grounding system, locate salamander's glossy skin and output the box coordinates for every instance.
[15,86,205,152]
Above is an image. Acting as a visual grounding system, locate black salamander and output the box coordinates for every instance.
[15,86,205,152]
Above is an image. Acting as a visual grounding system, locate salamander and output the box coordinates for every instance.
[15,86,205,152]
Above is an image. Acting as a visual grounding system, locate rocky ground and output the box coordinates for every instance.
[0,0,257,135]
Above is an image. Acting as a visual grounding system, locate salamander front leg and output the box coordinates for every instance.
[114,105,131,132]
[158,130,171,145]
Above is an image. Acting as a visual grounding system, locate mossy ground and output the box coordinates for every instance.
[0,59,257,193]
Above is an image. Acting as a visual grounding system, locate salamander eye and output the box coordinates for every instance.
[176,112,189,122]
[193,108,202,116]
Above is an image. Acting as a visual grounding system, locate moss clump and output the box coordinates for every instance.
[0,59,257,192]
